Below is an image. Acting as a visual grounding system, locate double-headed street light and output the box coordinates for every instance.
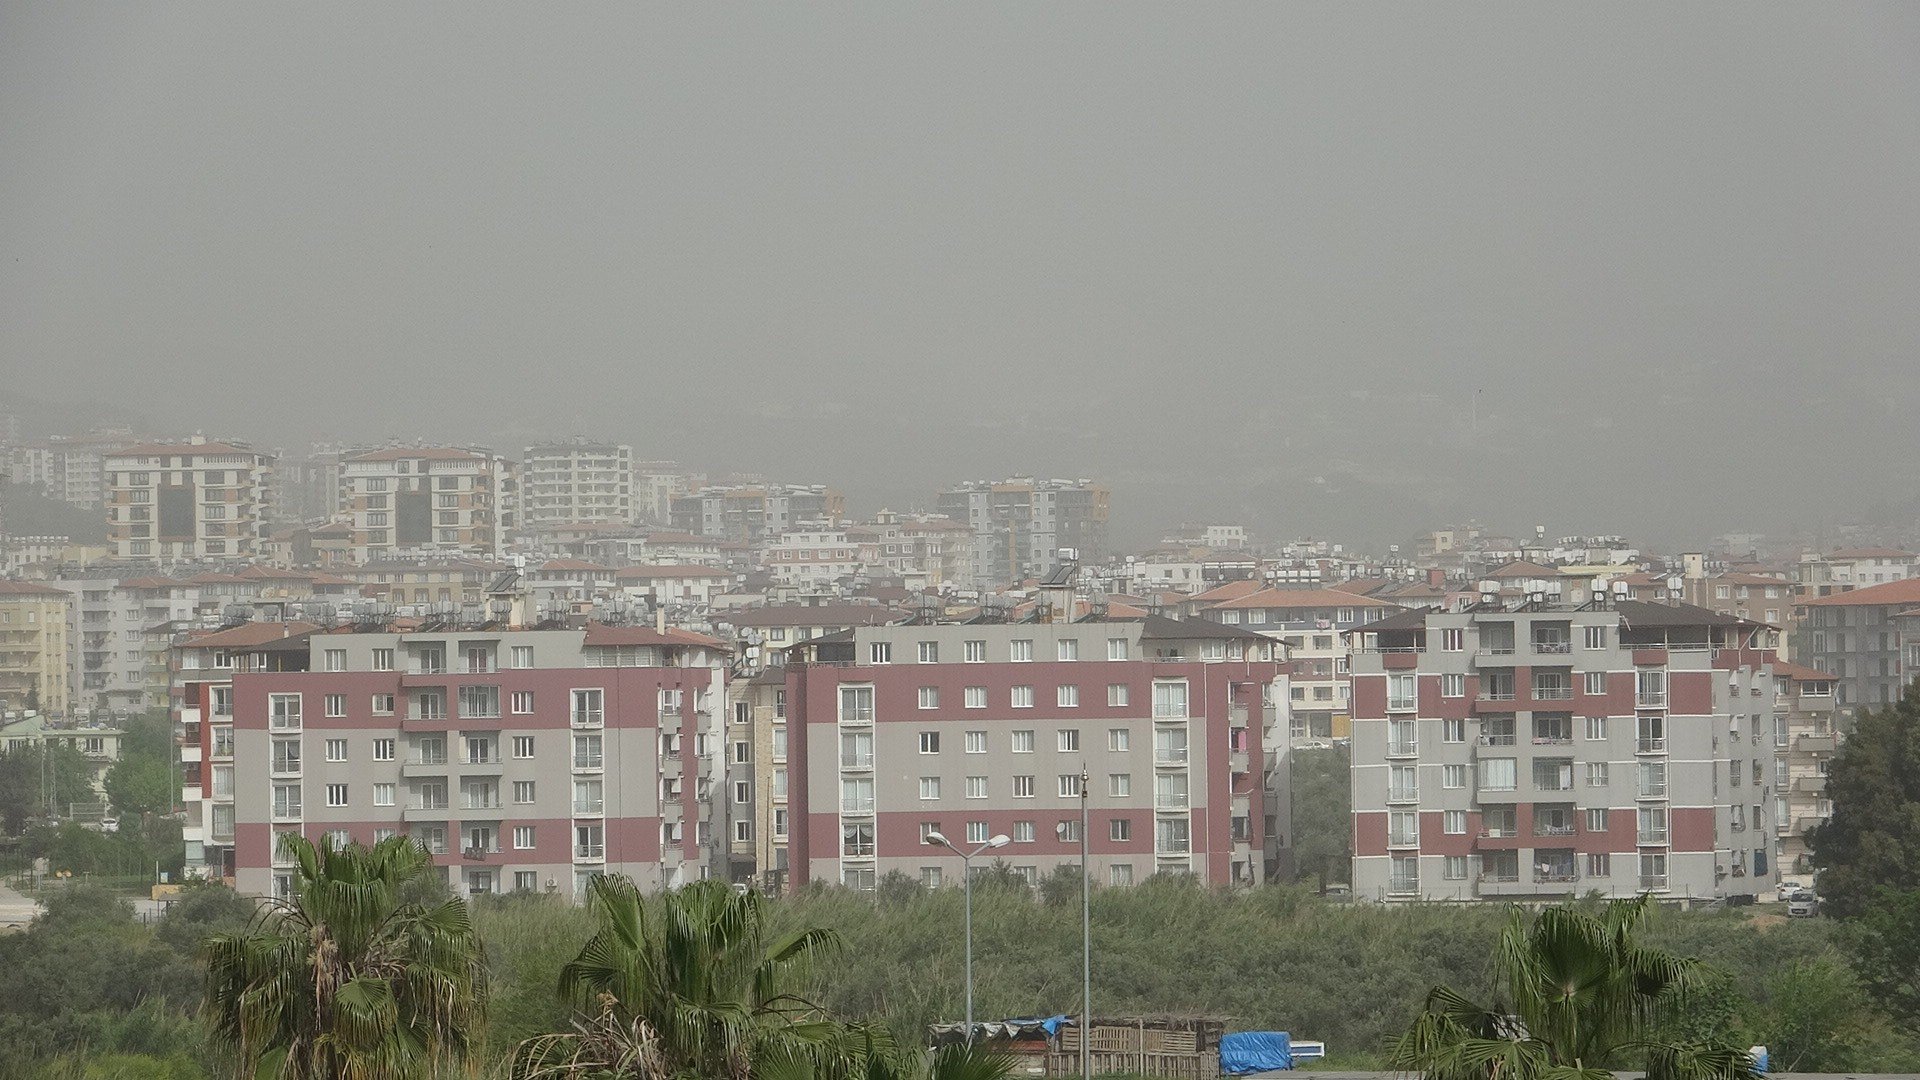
[925,829,1010,1040]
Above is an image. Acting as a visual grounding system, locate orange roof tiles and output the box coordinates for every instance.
[1770,658,1838,682]
[1207,587,1399,610]
[180,621,320,649]
[1799,578,1920,608]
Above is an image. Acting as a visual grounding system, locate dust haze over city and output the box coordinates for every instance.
[5,4,1917,550]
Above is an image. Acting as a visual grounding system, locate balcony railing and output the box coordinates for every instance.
[1636,694,1668,709]
[1637,829,1669,845]
[1532,640,1572,655]
[1531,686,1574,701]
[574,844,606,861]
[573,754,604,771]
[1636,737,1667,754]
[1387,738,1419,757]
[839,754,873,770]
[1387,831,1419,847]
[1638,784,1668,799]
[1154,749,1189,766]
[1534,869,1579,883]
[571,712,604,729]
[1156,794,1191,811]
[1639,874,1669,890]
[460,796,504,811]
[1387,786,1419,804]
[1387,876,1421,895]
[1535,824,1576,836]
[1478,733,1517,746]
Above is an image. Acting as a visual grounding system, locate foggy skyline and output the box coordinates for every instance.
[4,4,1917,549]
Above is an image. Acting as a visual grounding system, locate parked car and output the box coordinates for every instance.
[1787,890,1820,918]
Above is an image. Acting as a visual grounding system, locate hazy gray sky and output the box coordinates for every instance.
[3,4,1916,547]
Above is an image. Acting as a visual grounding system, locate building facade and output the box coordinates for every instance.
[104,440,275,561]
[1202,588,1401,742]
[0,580,73,717]
[1792,578,1920,713]
[523,443,635,530]
[781,617,1282,892]
[177,619,729,898]
[1349,600,1782,903]
[1769,660,1838,882]
[935,478,1110,589]
[338,448,516,562]
[669,485,844,544]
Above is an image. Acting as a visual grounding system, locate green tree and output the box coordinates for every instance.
[0,743,98,832]
[102,755,173,820]
[515,876,845,1079]
[201,835,487,1079]
[1288,745,1351,890]
[1389,896,1757,1080]
[1809,682,1920,1017]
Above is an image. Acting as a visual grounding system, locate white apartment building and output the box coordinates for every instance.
[338,448,516,562]
[523,443,634,530]
[104,439,275,561]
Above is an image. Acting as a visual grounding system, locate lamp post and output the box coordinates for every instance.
[1057,766,1091,1080]
[925,829,1010,1040]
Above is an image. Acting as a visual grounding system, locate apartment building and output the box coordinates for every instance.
[763,528,861,589]
[781,616,1284,892]
[864,512,974,591]
[1202,588,1401,741]
[333,560,501,609]
[724,667,790,890]
[1769,660,1838,882]
[177,617,730,898]
[722,604,904,674]
[935,478,1110,588]
[338,448,516,561]
[1348,599,1782,903]
[0,581,72,716]
[0,711,123,802]
[522,443,634,531]
[58,575,205,714]
[1792,578,1920,711]
[669,485,844,544]
[5,432,129,509]
[104,440,275,561]
[613,565,735,612]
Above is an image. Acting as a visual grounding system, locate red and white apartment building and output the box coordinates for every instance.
[781,614,1288,891]
[1348,596,1788,903]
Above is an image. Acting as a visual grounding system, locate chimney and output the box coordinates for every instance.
[655,604,667,634]
[1427,567,1444,589]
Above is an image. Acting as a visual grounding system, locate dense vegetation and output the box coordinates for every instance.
[5,870,1916,1078]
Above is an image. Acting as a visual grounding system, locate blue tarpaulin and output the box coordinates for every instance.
[1220,1031,1293,1074]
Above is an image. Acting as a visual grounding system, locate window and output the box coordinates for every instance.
[1011,730,1035,753]
[272,784,302,818]
[1152,680,1189,718]
[326,783,349,807]
[511,735,534,759]
[1586,853,1611,877]
[1108,637,1129,660]
[917,641,939,663]
[919,777,942,800]
[513,780,536,804]
[1441,628,1464,652]
[271,739,302,773]
[458,685,500,718]
[1011,685,1034,708]
[1059,773,1084,798]
[269,693,302,730]
[1107,683,1130,706]
[1108,772,1132,796]
[1636,669,1667,708]
[1583,671,1607,696]
[372,693,395,715]
[837,685,873,724]
[1387,673,1416,712]
[1580,716,1607,742]
[962,730,986,754]
[1110,863,1135,886]
[1010,639,1033,662]
[323,649,347,672]
[511,691,534,714]
[963,640,985,663]
[1586,808,1609,833]
[920,866,943,888]
[571,688,605,727]
[1442,764,1467,789]
[869,641,892,664]
[1478,758,1517,791]
[1056,684,1080,708]
[918,686,940,709]
[965,821,989,844]
[1444,855,1469,880]
[919,732,941,754]
[573,734,603,770]
[373,783,395,807]
[1108,727,1131,751]
[734,780,751,804]
[1583,625,1608,649]
[733,740,751,764]
[372,737,395,761]
[839,731,872,769]
[325,738,348,762]
[1442,718,1465,743]
[1013,775,1035,798]
[1441,673,1465,698]
[574,779,605,814]
[511,645,534,668]
[1440,810,1466,834]
[1058,729,1080,752]
[964,686,987,709]
[965,776,988,799]
[1057,639,1079,661]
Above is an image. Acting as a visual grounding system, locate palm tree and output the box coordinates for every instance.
[514,876,846,1080]
[1389,896,1757,1080]
[201,834,487,1079]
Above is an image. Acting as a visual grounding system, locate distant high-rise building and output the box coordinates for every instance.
[6,431,136,510]
[104,439,275,561]
[522,443,634,530]
[668,485,843,544]
[338,447,516,562]
[935,477,1110,588]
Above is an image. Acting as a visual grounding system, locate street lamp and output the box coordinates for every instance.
[925,829,1010,1040]
[1056,765,1091,1080]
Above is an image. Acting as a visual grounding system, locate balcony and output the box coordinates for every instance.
[574,843,606,863]
[1637,829,1670,845]
[1532,639,1572,655]
[1637,784,1668,800]
[1154,749,1189,767]
[1796,733,1836,753]
[1387,786,1420,806]
[1534,824,1577,837]
[570,711,605,729]
[1387,829,1420,849]
[1477,733,1518,747]
[1156,793,1191,811]
[1635,737,1667,755]
[1636,693,1669,709]
[1386,876,1422,896]
[1639,874,1669,891]
[1530,686,1574,702]
[1387,738,1419,758]
[1794,776,1828,795]
[572,754,604,773]
[1533,868,1579,884]
[839,754,874,771]
[459,753,506,774]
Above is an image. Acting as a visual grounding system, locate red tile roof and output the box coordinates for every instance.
[109,441,258,457]
[581,623,726,649]
[1485,559,1561,579]
[536,559,609,572]
[1799,578,1920,608]
[614,564,733,580]
[1188,579,1264,604]
[180,621,319,648]
[0,580,74,598]
[1770,658,1838,682]
[344,447,490,463]
[1827,548,1916,560]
